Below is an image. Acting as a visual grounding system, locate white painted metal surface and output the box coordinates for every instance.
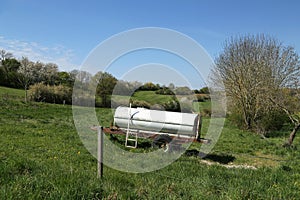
[114,106,199,136]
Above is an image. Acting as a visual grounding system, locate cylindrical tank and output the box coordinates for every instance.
[114,106,199,136]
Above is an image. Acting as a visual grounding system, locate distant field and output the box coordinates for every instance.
[1,86,300,199]
[112,90,177,107]
[112,90,211,115]
[132,90,175,104]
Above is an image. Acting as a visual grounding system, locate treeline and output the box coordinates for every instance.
[0,49,208,107]
[0,50,75,89]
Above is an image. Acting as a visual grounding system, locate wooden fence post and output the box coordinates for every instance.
[97,126,103,178]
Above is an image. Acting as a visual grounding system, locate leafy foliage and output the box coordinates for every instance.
[194,94,210,102]
[195,86,210,94]
[129,99,151,108]
[155,87,175,95]
[139,82,160,91]
[0,58,21,88]
[174,86,192,95]
[255,109,289,135]
[29,83,72,104]
[93,72,117,107]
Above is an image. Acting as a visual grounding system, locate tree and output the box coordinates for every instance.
[0,50,19,88]
[0,49,12,63]
[92,71,117,107]
[31,61,44,83]
[56,71,74,87]
[270,88,300,146]
[168,83,175,90]
[175,86,192,95]
[199,86,209,94]
[155,87,175,95]
[70,70,92,83]
[212,34,300,141]
[0,58,21,88]
[113,80,134,96]
[139,82,160,91]
[17,57,35,102]
[41,63,59,85]
[2,58,20,72]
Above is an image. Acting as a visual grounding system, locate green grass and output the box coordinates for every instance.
[111,90,176,107]
[1,86,300,199]
[131,91,175,105]
[0,86,25,100]
[113,90,211,115]
[195,100,211,111]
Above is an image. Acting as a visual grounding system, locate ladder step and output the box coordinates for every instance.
[125,104,138,148]
[126,145,137,148]
[127,138,137,141]
[125,128,138,148]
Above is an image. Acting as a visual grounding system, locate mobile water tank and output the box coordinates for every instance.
[114,106,200,137]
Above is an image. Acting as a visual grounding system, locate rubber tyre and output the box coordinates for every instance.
[152,134,172,152]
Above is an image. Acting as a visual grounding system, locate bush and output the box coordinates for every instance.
[162,100,180,112]
[194,94,211,102]
[202,108,212,117]
[228,106,288,135]
[150,104,166,111]
[180,102,193,113]
[29,83,72,104]
[138,82,160,91]
[129,100,151,109]
[174,87,192,95]
[255,110,288,135]
[155,87,175,95]
[227,108,247,129]
[199,87,209,94]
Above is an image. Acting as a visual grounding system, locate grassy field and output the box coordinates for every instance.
[1,86,300,199]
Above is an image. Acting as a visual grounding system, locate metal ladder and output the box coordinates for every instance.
[125,104,138,148]
[125,130,138,148]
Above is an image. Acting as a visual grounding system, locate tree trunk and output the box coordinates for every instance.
[286,123,300,146]
[24,87,27,103]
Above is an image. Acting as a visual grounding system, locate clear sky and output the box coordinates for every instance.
[0,0,300,88]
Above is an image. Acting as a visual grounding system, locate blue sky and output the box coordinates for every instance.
[0,0,300,88]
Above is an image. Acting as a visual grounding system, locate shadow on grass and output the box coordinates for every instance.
[109,134,152,149]
[185,149,236,164]
[138,140,152,148]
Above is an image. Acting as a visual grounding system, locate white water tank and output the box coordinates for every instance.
[114,106,199,136]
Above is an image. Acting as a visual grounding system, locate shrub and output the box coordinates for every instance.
[155,87,175,95]
[199,87,209,94]
[129,100,151,109]
[193,89,200,94]
[138,82,160,91]
[180,102,193,113]
[202,108,212,117]
[227,108,247,129]
[228,106,288,135]
[29,83,72,104]
[255,110,288,135]
[174,87,192,95]
[150,104,166,111]
[111,97,130,108]
[162,99,180,112]
[194,94,211,102]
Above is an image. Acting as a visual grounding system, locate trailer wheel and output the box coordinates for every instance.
[153,134,172,152]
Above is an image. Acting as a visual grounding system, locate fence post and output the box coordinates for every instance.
[97,126,103,178]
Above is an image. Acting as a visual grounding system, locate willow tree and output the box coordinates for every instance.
[212,34,300,144]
